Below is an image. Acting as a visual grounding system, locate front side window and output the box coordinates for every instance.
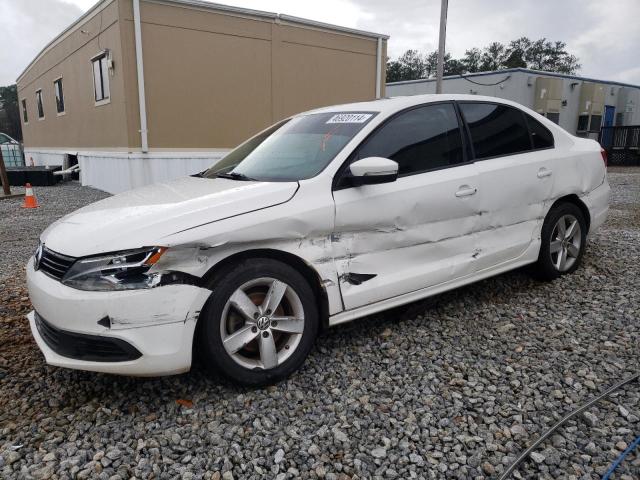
[92,54,110,102]
[460,102,531,159]
[355,103,464,175]
[54,78,65,113]
[202,112,377,181]
[21,99,28,123]
[36,90,44,118]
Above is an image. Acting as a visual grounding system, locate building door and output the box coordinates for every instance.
[604,105,616,127]
[601,105,616,147]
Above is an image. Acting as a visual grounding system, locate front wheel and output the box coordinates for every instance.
[533,203,587,281]
[197,258,319,386]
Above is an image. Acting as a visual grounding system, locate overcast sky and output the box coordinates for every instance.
[1,0,639,86]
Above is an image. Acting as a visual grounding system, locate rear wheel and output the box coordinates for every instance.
[198,258,319,386]
[533,203,587,280]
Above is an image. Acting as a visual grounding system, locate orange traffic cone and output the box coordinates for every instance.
[22,183,39,209]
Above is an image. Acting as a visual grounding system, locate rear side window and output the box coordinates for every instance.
[526,114,554,149]
[459,103,531,159]
[356,103,464,176]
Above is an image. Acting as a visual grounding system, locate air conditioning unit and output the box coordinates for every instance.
[534,77,562,124]
[577,82,606,132]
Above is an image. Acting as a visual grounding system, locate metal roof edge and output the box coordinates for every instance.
[387,67,640,90]
[277,14,389,40]
[153,0,277,20]
[16,0,114,85]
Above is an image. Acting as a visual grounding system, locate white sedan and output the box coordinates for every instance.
[26,94,609,385]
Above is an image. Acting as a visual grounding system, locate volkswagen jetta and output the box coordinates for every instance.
[26,95,610,385]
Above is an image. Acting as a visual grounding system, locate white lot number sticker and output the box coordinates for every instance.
[326,113,372,124]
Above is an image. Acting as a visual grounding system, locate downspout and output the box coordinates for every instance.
[375,37,382,99]
[133,0,149,152]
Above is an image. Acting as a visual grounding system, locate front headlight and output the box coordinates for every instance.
[62,247,167,291]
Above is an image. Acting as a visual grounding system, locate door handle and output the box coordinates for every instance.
[537,168,552,178]
[455,186,477,198]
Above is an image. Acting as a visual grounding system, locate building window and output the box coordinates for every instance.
[589,115,602,132]
[92,53,110,103]
[36,90,44,119]
[546,112,560,124]
[577,115,589,132]
[54,78,65,114]
[21,99,28,123]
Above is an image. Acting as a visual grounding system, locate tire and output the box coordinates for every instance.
[532,202,588,281]
[197,258,319,386]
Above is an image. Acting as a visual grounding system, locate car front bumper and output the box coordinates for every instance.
[26,257,211,376]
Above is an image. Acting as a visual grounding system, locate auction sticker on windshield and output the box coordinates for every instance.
[326,113,373,124]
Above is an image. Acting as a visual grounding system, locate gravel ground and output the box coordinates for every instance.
[0,169,639,480]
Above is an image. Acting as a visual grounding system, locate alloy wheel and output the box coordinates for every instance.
[220,277,305,370]
[550,214,582,272]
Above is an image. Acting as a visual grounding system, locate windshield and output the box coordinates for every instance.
[201,112,377,181]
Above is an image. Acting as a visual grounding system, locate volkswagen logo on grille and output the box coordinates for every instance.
[34,243,43,271]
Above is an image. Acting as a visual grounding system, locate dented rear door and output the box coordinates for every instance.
[458,102,555,271]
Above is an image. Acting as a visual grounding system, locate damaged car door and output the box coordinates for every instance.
[458,102,556,270]
[331,102,482,310]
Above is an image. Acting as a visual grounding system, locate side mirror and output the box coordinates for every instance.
[349,157,398,186]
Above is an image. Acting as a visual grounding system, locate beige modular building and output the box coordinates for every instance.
[17,0,388,193]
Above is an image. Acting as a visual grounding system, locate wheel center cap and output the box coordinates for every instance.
[257,316,271,330]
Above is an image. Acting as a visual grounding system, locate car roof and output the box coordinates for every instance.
[302,93,574,144]
[305,94,535,116]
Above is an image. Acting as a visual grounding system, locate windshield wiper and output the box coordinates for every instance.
[216,172,256,181]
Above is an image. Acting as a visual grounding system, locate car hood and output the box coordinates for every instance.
[41,176,299,257]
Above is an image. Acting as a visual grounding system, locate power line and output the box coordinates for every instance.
[458,74,512,86]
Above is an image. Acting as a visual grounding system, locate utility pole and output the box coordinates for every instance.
[435,0,449,94]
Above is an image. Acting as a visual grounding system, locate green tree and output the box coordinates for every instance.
[503,37,530,68]
[386,59,404,83]
[524,38,580,74]
[385,49,427,82]
[386,37,580,82]
[445,58,466,76]
[424,51,465,77]
[461,48,483,73]
[424,51,439,78]
[0,85,22,141]
[480,42,508,71]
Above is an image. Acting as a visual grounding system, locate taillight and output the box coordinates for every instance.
[600,148,608,166]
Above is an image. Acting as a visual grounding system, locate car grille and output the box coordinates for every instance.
[38,247,76,280]
[35,312,142,362]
